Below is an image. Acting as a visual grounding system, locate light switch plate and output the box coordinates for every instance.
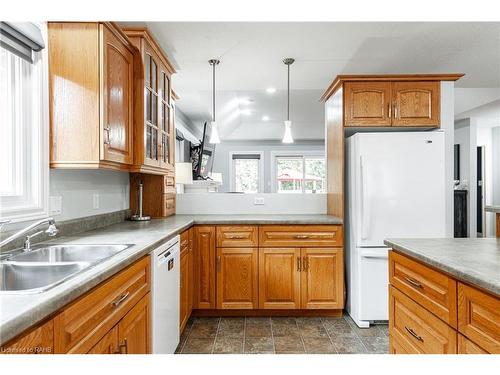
[93,193,100,209]
[254,197,265,205]
[49,196,62,215]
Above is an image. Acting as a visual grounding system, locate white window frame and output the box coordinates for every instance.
[228,151,264,193]
[271,151,326,194]
[0,23,49,223]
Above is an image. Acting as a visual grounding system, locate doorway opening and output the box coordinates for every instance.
[477,146,485,237]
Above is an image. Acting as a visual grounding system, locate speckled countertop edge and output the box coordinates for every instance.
[485,205,500,213]
[0,214,342,345]
[384,238,500,297]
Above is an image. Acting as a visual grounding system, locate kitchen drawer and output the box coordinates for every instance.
[54,256,150,353]
[259,225,343,247]
[458,334,488,354]
[162,193,175,217]
[1,319,54,354]
[389,251,457,327]
[389,286,457,354]
[216,226,258,247]
[389,334,417,354]
[163,174,176,194]
[458,283,500,354]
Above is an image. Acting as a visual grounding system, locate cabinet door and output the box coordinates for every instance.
[301,248,343,309]
[143,46,161,168]
[158,68,171,169]
[392,81,440,127]
[258,248,301,309]
[193,226,216,309]
[1,319,54,355]
[118,294,150,354]
[188,228,194,316]
[458,334,488,354]
[180,249,189,333]
[101,24,134,165]
[344,82,392,126]
[88,326,119,354]
[216,248,258,309]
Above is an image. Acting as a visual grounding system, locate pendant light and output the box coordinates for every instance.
[282,58,295,144]
[208,59,221,144]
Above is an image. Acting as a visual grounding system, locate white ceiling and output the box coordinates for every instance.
[121,22,500,140]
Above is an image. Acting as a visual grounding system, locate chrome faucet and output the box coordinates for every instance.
[0,217,59,252]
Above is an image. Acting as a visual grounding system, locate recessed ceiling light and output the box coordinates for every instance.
[266,87,276,94]
[262,115,269,121]
[239,109,251,115]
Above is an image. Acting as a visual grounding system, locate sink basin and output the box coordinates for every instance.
[7,244,133,264]
[0,262,90,293]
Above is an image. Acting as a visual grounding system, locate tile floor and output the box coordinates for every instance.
[175,315,388,354]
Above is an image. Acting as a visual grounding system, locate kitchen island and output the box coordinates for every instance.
[485,205,500,237]
[384,238,499,354]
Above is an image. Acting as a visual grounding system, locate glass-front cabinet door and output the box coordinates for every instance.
[144,49,160,167]
[158,69,170,169]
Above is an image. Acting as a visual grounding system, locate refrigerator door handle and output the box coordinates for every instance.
[360,155,369,240]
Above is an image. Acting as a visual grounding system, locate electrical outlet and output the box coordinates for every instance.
[93,193,100,209]
[254,197,265,205]
[49,196,62,215]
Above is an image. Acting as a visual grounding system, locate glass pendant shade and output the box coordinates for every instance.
[209,120,220,144]
[282,120,293,143]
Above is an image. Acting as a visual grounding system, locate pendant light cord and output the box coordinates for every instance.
[212,61,216,122]
[287,63,290,121]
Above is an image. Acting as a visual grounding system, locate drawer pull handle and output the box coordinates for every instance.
[294,235,310,239]
[302,256,308,271]
[228,235,246,239]
[405,326,424,342]
[111,291,130,308]
[405,277,423,289]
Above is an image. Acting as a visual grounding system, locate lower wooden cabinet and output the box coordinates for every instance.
[180,227,194,333]
[117,294,150,354]
[458,334,488,354]
[217,248,259,309]
[193,226,216,309]
[1,319,54,354]
[88,326,119,354]
[301,248,343,309]
[258,248,301,309]
[389,286,457,354]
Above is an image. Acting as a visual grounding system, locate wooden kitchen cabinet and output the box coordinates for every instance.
[216,248,259,309]
[88,326,119,354]
[1,319,54,354]
[300,248,343,309]
[123,28,176,175]
[392,81,440,127]
[258,248,301,309]
[193,226,216,309]
[49,22,134,170]
[344,82,392,127]
[117,294,150,354]
[458,334,488,354]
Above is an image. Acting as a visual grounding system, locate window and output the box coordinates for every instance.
[230,153,263,193]
[0,24,48,222]
[273,154,326,193]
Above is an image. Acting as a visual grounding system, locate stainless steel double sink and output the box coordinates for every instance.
[0,244,133,294]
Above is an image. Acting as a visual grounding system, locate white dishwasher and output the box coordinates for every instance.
[150,235,180,354]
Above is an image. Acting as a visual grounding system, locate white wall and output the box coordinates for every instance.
[176,193,327,215]
[441,81,455,238]
[49,170,130,221]
[210,140,325,193]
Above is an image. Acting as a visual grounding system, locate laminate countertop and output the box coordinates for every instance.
[0,214,342,345]
[384,238,500,297]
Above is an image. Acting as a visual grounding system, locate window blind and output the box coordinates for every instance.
[232,154,261,160]
[0,22,45,63]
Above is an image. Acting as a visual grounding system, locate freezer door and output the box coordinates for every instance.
[359,247,389,321]
[351,132,446,247]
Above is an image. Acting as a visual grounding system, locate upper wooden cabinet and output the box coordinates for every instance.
[344,80,440,127]
[392,81,440,126]
[344,82,392,127]
[122,28,176,175]
[48,22,134,170]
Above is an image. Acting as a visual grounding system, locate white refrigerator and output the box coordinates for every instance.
[345,131,446,328]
